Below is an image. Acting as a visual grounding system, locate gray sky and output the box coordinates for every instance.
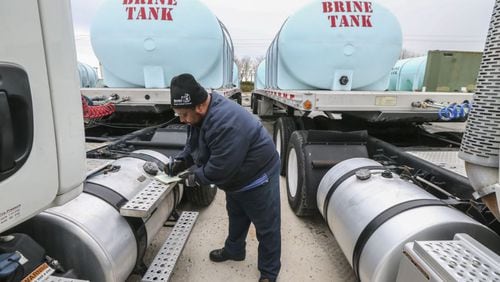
[71,0,495,68]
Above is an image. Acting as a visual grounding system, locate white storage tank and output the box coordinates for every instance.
[266,0,402,90]
[255,60,266,89]
[388,56,428,91]
[77,62,98,88]
[91,0,234,89]
[233,62,240,88]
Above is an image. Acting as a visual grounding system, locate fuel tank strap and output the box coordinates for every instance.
[83,182,148,274]
[122,153,166,172]
[351,199,447,281]
[323,165,385,228]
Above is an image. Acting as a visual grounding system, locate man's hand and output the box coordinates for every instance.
[165,158,186,176]
[178,168,197,187]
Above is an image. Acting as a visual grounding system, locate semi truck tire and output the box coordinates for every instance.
[251,94,259,114]
[286,131,315,216]
[295,116,315,130]
[184,184,217,207]
[235,93,242,105]
[273,117,296,175]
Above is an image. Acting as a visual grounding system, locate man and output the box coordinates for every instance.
[167,73,281,282]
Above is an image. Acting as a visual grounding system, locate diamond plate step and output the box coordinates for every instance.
[407,150,466,177]
[142,211,199,282]
[399,233,500,282]
[120,180,174,218]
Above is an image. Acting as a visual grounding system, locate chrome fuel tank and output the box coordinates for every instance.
[17,150,182,281]
[317,158,500,282]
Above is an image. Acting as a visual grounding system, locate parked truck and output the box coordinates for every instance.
[0,1,208,281]
[252,0,500,281]
[80,0,241,133]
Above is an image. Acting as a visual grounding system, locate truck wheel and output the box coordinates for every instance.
[273,117,296,176]
[286,131,315,216]
[295,116,316,130]
[251,94,259,114]
[235,93,242,105]
[184,184,217,207]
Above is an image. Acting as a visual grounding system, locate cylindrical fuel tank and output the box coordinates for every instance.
[317,158,500,282]
[91,0,234,89]
[255,60,266,90]
[265,0,402,90]
[388,56,427,91]
[16,150,183,282]
[77,62,98,88]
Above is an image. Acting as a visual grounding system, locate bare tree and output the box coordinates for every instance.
[254,56,265,67]
[235,56,266,83]
[235,57,253,82]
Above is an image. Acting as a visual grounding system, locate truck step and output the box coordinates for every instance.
[120,180,174,218]
[397,233,500,281]
[142,211,199,282]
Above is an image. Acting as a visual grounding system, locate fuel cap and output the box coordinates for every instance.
[143,162,159,176]
[355,169,372,180]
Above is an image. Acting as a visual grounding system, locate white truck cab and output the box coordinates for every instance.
[0,0,85,234]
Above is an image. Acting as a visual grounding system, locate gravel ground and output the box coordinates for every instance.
[128,93,356,282]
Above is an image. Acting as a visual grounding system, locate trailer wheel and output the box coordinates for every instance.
[235,93,242,105]
[184,184,217,207]
[273,117,296,175]
[251,94,260,114]
[286,131,315,216]
[295,116,316,130]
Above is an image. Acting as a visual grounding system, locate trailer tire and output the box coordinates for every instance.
[273,117,296,176]
[235,93,242,105]
[286,131,315,216]
[295,116,316,130]
[251,94,260,115]
[184,184,217,207]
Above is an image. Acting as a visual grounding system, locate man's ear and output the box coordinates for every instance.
[195,104,204,115]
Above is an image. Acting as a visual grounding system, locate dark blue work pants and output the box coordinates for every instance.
[224,167,281,279]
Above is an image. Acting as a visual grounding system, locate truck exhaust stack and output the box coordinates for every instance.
[459,0,500,220]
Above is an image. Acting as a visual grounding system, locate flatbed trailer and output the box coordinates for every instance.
[251,86,499,281]
[252,89,472,122]
[81,87,242,109]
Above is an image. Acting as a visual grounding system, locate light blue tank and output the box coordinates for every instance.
[265,0,402,91]
[232,62,240,88]
[388,56,428,91]
[255,60,266,90]
[91,0,234,89]
[78,62,98,88]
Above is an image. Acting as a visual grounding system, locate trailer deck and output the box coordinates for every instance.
[253,89,473,122]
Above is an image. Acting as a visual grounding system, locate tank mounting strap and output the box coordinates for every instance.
[323,166,385,228]
[83,182,148,274]
[352,199,447,281]
[121,153,166,172]
[142,211,199,282]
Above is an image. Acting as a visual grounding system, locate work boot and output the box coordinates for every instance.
[259,278,276,282]
[209,248,245,262]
